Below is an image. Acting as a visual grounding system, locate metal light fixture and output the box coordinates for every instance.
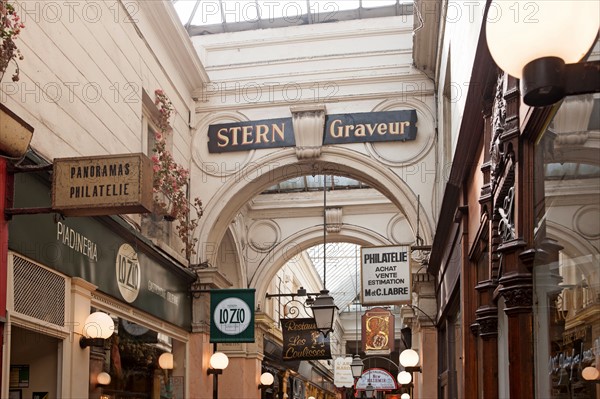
[364,382,375,398]
[351,354,365,379]
[582,366,600,381]
[207,350,229,399]
[80,311,115,349]
[311,174,338,336]
[486,1,600,106]
[351,247,364,379]
[397,371,412,385]
[96,371,111,387]
[159,352,174,370]
[258,372,274,389]
[399,348,422,373]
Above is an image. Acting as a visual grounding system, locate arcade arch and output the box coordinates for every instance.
[195,147,435,286]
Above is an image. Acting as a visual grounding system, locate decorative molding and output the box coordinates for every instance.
[291,104,326,159]
[490,73,506,185]
[497,186,515,241]
[325,207,343,233]
[498,272,533,314]
[475,306,499,338]
[248,220,281,252]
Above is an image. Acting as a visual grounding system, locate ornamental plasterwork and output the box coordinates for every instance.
[291,104,326,160]
[490,73,506,185]
[498,186,516,241]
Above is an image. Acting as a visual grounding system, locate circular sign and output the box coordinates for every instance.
[213,297,251,336]
[115,243,141,303]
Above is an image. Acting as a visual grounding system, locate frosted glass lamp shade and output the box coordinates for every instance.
[260,372,274,386]
[159,353,174,370]
[399,349,420,367]
[401,394,410,399]
[582,366,600,381]
[82,312,114,339]
[486,1,600,78]
[209,352,229,370]
[96,372,111,386]
[397,371,412,385]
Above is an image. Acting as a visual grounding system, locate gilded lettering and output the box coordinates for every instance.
[230,127,241,146]
[272,123,285,142]
[330,119,343,138]
[400,121,410,134]
[217,128,229,147]
[377,123,387,135]
[366,124,376,136]
[242,125,253,145]
[389,122,400,135]
[344,124,354,138]
[255,124,269,144]
[354,124,366,137]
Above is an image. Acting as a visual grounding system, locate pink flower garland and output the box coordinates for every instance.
[0,0,25,82]
[153,89,203,259]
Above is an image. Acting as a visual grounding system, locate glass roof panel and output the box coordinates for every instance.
[172,0,412,31]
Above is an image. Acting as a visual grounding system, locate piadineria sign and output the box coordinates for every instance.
[52,153,153,216]
[206,110,418,153]
[361,245,411,305]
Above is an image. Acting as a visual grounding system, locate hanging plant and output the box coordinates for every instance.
[0,0,24,82]
[152,89,203,259]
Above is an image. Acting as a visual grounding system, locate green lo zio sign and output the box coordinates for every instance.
[210,289,255,343]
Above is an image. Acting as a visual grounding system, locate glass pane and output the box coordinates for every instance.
[222,0,259,23]
[190,0,223,25]
[257,0,308,21]
[362,0,398,8]
[533,93,600,399]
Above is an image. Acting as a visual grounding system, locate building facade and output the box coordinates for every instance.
[429,1,600,398]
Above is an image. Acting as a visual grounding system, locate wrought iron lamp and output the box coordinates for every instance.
[486,1,600,107]
[311,173,338,336]
[351,355,365,379]
[80,311,114,349]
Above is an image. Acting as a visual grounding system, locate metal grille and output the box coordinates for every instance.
[13,255,65,326]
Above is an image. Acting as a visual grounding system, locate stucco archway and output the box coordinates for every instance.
[197,146,434,280]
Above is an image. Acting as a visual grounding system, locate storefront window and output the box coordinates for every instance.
[533,93,600,398]
[89,313,185,399]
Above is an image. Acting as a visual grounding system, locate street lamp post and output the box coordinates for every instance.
[207,346,229,399]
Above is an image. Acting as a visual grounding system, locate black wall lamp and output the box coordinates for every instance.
[80,311,115,349]
[486,2,599,107]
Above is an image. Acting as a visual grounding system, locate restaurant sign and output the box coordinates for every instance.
[361,245,411,305]
[207,110,417,153]
[52,153,153,216]
[281,318,331,361]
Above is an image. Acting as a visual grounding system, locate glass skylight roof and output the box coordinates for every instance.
[173,0,412,33]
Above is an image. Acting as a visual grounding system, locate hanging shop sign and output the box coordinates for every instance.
[207,110,417,153]
[52,153,153,216]
[210,289,255,343]
[207,117,295,153]
[334,356,354,388]
[281,318,332,361]
[9,173,194,328]
[323,110,417,145]
[362,307,395,355]
[355,368,398,391]
[361,245,411,305]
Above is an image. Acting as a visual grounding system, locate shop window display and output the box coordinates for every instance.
[533,93,600,398]
[88,314,183,399]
